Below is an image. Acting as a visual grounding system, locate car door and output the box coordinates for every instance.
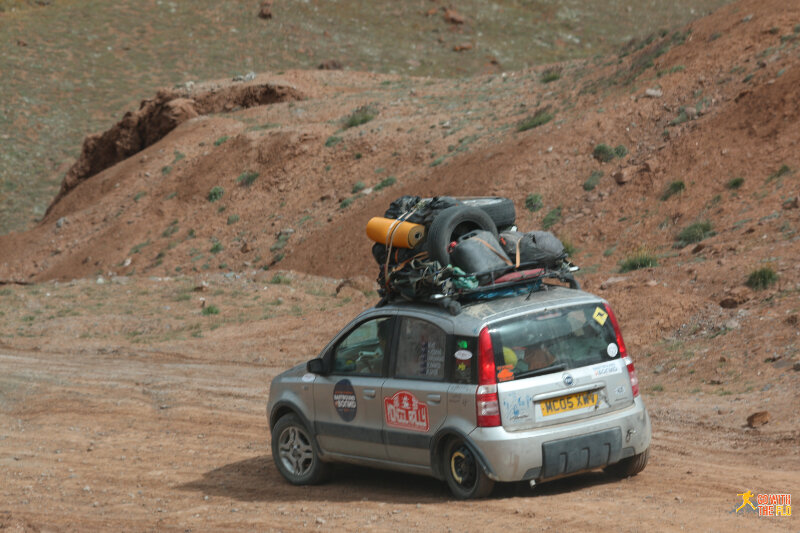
[312,315,395,460]
[382,313,452,466]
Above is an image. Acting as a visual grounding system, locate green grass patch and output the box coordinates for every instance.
[592,144,616,163]
[162,220,179,237]
[540,68,561,83]
[133,191,146,203]
[226,214,239,225]
[542,207,562,229]
[374,176,397,190]
[269,274,292,285]
[766,164,791,182]
[660,180,685,200]
[619,249,658,272]
[210,242,223,254]
[325,135,343,147]
[201,305,219,316]
[745,267,778,290]
[516,108,554,131]
[351,181,365,194]
[207,186,224,202]
[214,136,229,146]
[583,170,603,191]
[343,105,378,129]
[614,144,628,158]
[525,193,543,212]
[236,171,259,187]
[726,177,744,190]
[270,234,290,251]
[339,197,354,209]
[676,220,714,247]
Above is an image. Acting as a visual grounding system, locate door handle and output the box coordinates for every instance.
[427,394,441,403]
[363,389,376,399]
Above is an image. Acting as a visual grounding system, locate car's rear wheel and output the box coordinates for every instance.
[604,447,649,478]
[443,438,495,499]
[272,414,331,485]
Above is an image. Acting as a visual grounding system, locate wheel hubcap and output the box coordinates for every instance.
[450,445,477,488]
[278,426,314,476]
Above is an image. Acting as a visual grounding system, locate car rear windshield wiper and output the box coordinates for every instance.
[515,363,567,379]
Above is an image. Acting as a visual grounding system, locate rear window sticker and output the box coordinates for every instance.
[607,343,619,358]
[457,339,469,349]
[384,391,429,432]
[593,307,609,326]
[333,379,357,422]
[302,373,315,383]
[454,349,473,361]
[591,361,621,378]
[496,364,515,382]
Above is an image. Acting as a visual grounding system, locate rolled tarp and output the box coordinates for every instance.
[366,217,426,249]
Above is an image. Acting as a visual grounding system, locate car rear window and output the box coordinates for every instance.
[488,303,619,382]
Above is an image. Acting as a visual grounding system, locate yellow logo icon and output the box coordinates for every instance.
[737,490,756,512]
[593,307,608,326]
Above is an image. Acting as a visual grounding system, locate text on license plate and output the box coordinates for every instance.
[540,391,598,416]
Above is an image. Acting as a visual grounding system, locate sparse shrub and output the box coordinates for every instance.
[339,197,354,209]
[676,220,714,247]
[660,180,685,200]
[540,68,561,83]
[670,108,689,125]
[374,176,396,190]
[226,214,239,225]
[430,156,445,167]
[746,267,778,290]
[202,305,220,316]
[236,171,259,187]
[270,274,292,285]
[726,177,744,190]
[517,108,554,131]
[134,191,146,202]
[161,165,172,175]
[583,170,603,191]
[352,181,366,194]
[766,164,791,182]
[214,136,229,146]
[525,193,543,212]
[162,220,179,237]
[619,249,658,272]
[210,242,223,254]
[208,186,224,202]
[325,135,342,147]
[592,144,616,163]
[343,105,378,129]
[542,207,562,229]
[270,234,290,251]
[614,144,628,158]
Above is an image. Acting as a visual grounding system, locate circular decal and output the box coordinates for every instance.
[454,349,473,361]
[301,373,315,383]
[607,343,619,358]
[562,373,574,387]
[333,379,357,422]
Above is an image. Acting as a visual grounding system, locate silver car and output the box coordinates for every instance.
[267,285,651,498]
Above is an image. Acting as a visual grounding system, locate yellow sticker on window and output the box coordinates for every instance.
[593,307,608,326]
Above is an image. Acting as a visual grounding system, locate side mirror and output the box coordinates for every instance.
[306,358,327,375]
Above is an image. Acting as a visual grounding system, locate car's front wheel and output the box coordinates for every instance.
[443,438,495,499]
[272,414,331,485]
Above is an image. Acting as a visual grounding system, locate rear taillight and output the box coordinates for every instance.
[476,327,501,427]
[604,304,639,398]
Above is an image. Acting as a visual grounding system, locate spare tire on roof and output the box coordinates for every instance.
[456,197,516,229]
[427,205,498,267]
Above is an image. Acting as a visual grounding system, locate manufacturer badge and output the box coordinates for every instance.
[563,373,574,386]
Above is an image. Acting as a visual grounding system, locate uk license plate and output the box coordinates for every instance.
[540,391,598,417]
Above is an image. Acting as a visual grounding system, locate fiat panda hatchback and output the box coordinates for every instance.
[267,284,651,499]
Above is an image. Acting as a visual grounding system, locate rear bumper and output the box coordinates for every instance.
[468,397,651,482]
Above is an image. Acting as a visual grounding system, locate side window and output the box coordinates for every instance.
[394,318,446,380]
[332,317,392,376]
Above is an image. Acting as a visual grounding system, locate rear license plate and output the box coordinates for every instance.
[540,391,598,416]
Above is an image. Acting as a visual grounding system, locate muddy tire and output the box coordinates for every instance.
[443,439,495,499]
[456,197,516,229]
[604,447,649,478]
[272,414,331,485]
[427,206,498,267]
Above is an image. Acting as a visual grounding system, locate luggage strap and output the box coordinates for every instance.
[473,237,513,267]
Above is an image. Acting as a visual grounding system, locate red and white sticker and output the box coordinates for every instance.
[384,391,430,432]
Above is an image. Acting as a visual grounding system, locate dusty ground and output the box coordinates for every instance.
[1,0,799,530]
[0,275,797,532]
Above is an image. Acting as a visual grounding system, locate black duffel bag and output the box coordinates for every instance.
[499,230,567,269]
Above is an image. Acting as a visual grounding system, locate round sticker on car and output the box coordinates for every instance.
[607,343,619,358]
[454,349,473,361]
[333,379,357,422]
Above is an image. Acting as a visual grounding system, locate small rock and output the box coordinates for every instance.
[453,43,473,52]
[123,257,132,267]
[640,158,658,174]
[240,242,252,253]
[685,107,698,120]
[718,356,727,363]
[244,71,256,81]
[56,217,67,229]
[600,276,626,289]
[793,362,800,371]
[612,167,635,185]
[782,196,799,209]
[318,59,343,70]
[315,517,326,525]
[646,280,658,287]
[746,411,769,428]
[708,379,723,385]
[159,404,169,410]
[644,88,663,98]
[653,365,664,375]
[443,8,465,24]
[725,319,740,330]
[194,281,209,292]
[83,486,91,492]
[96,276,105,285]
[691,243,705,254]
[258,0,272,19]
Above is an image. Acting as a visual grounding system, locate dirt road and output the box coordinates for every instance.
[1,342,796,532]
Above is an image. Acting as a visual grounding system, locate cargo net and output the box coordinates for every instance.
[370,196,579,312]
